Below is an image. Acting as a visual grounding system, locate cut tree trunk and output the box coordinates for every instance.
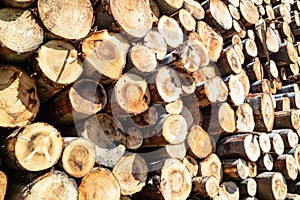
[224,74,245,106]
[38,0,93,39]
[0,65,40,128]
[273,110,300,130]
[222,158,250,180]
[257,132,271,153]
[287,145,300,174]
[256,172,287,200]
[162,114,188,144]
[34,40,83,103]
[158,16,183,49]
[245,93,274,132]
[248,162,258,178]
[0,171,7,200]
[192,176,219,199]
[144,30,167,61]
[155,0,184,15]
[236,103,255,133]
[270,41,298,66]
[176,9,196,33]
[216,46,242,77]
[183,0,205,20]
[240,0,260,27]
[78,167,121,200]
[182,156,198,177]
[250,79,272,94]
[2,122,63,171]
[219,181,240,200]
[268,132,285,155]
[273,154,299,180]
[244,57,264,82]
[60,137,96,178]
[40,79,107,126]
[217,134,261,162]
[239,178,257,197]
[0,8,43,63]
[257,153,274,171]
[112,153,148,195]
[243,38,258,59]
[275,95,291,111]
[198,153,223,183]
[272,129,299,148]
[81,30,130,80]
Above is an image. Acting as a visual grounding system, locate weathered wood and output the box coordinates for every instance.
[250,79,272,93]
[158,16,183,49]
[0,65,40,128]
[287,145,300,172]
[244,57,264,82]
[144,30,167,61]
[248,162,258,178]
[2,122,63,171]
[272,129,299,148]
[275,95,291,111]
[183,0,205,20]
[78,167,121,200]
[219,181,239,200]
[217,134,261,162]
[270,41,298,66]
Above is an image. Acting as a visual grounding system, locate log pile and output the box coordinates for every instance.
[1,0,300,199]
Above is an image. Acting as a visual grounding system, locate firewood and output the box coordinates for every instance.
[202,102,236,135]
[240,0,260,27]
[216,46,242,77]
[187,125,212,158]
[256,172,287,200]
[193,62,216,84]
[286,193,300,200]
[0,171,7,200]
[250,79,272,93]
[273,154,298,180]
[155,0,183,15]
[192,176,219,199]
[236,103,255,132]
[196,76,228,108]
[0,8,43,63]
[273,110,300,130]
[223,158,250,180]
[78,167,121,200]
[239,178,257,197]
[165,99,183,114]
[183,0,205,20]
[270,41,298,66]
[277,21,292,39]
[146,0,161,22]
[256,132,271,153]
[0,65,39,128]
[243,38,258,59]
[257,153,274,171]
[272,129,299,148]
[112,153,148,195]
[263,60,279,80]
[202,0,233,32]
[244,57,264,82]
[268,132,285,155]
[33,40,83,103]
[197,21,223,62]
[37,0,93,40]
[219,181,239,200]
[162,114,188,144]
[183,156,198,177]
[60,137,95,178]
[245,93,274,132]
[217,134,261,162]
[233,41,245,64]
[175,9,196,33]
[81,30,130,80]
[7,170,78,199]
[224,74,245,106]
[198,153,223,183]
[2,122,63,171]
[158,16,183,49]
[236,69,251,98]
[144,30,167,61]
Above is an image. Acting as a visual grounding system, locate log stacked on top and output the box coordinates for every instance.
[1,0,300,199]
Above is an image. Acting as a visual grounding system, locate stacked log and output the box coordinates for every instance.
[1,0,300,199]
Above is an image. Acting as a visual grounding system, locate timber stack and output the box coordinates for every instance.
[1,0,300,199]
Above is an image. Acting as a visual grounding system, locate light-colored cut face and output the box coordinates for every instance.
[240,0,259,24]
[244,134,260,162]
[158,16,183,48]
[272,173,287,200]
[219,103,236,133]
[286,155,298,180]
[227,47,242,74]
[261,93,274,132]
[273,134,284,155]
[210,0,232,30]
[205,76,228,103]
[163,114,188,144]
[0,8,43,53]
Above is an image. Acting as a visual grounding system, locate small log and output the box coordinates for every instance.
[112,153,148,195]
[273,154,298,180]
[0,8,43,63]
[270,41,298,66]
[277,21,291,39]
[240,0,260,27]
[236,103,255,133]
[244,57,264,82]
[250,79,272,93]
[2,122,63,171]
[198,153,223,183]
[38,0,93,39]
[202,0,233,32]
[268,132,285,155]
[144,30,167,61]
[192,176,219,199]
[155,0,183,15]
[60,137,95,178]
[272,129,299,148]
[197,21,223,62]
[78,167,121,200]
[160,158,192,200]
[187,125,212,159]
[176,9,196,32]
[0,171,6,200]
[219,181,239,200]
[263,60,279,80]
[234,41,245,64]
[235,69,251,99]
[273,3,292,23]
[217,134,261,162]
[223,158,250,180]
[243,38,258,59]
[224,75,245,106]
[275,95,291,111]
[34,40,83,103]
[183,0,205,20]
[228,4,240,20]
[0,65,39,128]
[158,16,183,49]
[245,93,274,132]
[257,153,274,171]
[257,132,271,153]
[287,145,300,172]
[256,172,287,200]
[274,92,300,109]
[196,76,228,108]
[193,62,216,84]
[81,30,130,80]
[216,46,242,77]
[183,156,198,177]
[166,99,183,114]
[162,114,188,144]
[273,110,300,130]
[147,0,161,22]
[239,178,257,197]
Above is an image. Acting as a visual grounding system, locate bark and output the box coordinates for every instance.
[250,79,272,93]
[240,0,260,27]
[155,0,184,15]
[239,178,257,197]
[0,65,40,128]
[270,41,298,66]
[275,95,291,111]
[192,176,219,198]
[183,0,205,20]
[38,0,93,39]
[257,153,274,171]
[78,167,121,200]
[273,154,298,180]
[182,156,198,177]
[2,122,63,171]
[219,181,240,200]
[0,0,33,8]
[216,46,242,77]
[0,8,43,63]
[273,110,300,130]
[222,158,250,180]
[244,57,264,82]
[272,129,299,148]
